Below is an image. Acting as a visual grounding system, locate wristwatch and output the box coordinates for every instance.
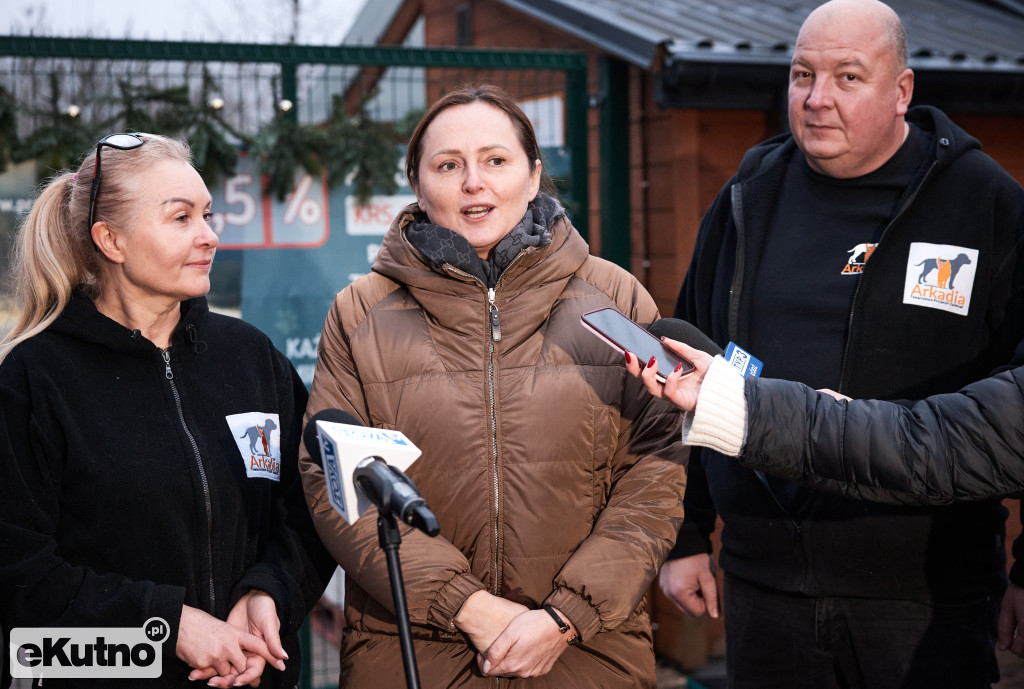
[543,604,581,646]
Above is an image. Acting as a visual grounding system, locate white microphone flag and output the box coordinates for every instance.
[315,421,422,524]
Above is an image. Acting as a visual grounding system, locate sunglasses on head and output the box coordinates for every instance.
[86,133,146,235]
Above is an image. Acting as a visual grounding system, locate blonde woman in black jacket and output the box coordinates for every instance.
[0,133,331,688]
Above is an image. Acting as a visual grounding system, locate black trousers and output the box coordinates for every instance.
[723,573,1001,689]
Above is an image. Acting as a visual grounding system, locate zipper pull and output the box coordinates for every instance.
[162,350,173,380]
[487,288,502,342]
[186,323,207,353]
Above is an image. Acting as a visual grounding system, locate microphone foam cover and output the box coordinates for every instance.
[303,409,362,466]
[647,318,724,357]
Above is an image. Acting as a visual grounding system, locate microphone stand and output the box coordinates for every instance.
[377,509,421,689]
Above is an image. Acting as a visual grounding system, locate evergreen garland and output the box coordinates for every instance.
[13,73,98,173]
[7,67,409,205]
[189,118,242,185]
[186,68,248,186]
[113,80,192,136]
[110,75,242,185]
[322,92,400,204]
[250,109,331,201]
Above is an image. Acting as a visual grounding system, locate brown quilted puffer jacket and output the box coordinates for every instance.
[299,204,687,689]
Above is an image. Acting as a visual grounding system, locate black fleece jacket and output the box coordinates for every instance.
[672,106,1024,602]
[0,293,332,687]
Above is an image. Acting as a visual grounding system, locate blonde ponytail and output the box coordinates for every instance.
[0,171,99,362]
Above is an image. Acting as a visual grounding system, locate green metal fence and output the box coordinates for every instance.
[0,35,588,226]
[0,35,589,689]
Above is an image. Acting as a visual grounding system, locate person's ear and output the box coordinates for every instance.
[91,221,126,264]
[529,158,542,199]
[895,68,914,116]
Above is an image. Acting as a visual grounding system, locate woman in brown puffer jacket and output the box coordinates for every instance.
[299,84,687,689]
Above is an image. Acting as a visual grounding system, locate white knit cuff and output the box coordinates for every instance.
[680,355,747,456]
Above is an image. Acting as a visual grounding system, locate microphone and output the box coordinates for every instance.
[353,459,440,536]
[648,318,724,357]
[303,408,350,467]
[648,318,763,378]
[304,409,440,536]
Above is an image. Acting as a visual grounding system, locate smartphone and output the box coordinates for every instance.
[581,308,695,382]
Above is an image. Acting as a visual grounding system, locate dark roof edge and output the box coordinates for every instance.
[661,41,1024,75]
[655,50,1024,115]
[494,0,655,67]
[985,0,1024,19]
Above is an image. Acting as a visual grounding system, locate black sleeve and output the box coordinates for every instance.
[738,368,1024,506]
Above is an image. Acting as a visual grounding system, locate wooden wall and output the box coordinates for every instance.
[952,114,1024,184]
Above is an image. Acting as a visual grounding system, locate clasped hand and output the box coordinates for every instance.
[455,590,575,679]
[177,591,287,687]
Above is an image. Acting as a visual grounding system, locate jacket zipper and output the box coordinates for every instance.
[727,183,746,339]
[836,159,939,393]
[482,255,526,605]
[486,287,501,603]
[729,181,803,540]
[487,288,502,342]
[487,290,501,689]
[162,349,216,611]
[444,260,523,689]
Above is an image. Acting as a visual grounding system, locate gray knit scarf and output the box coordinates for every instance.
[405,193,564,288]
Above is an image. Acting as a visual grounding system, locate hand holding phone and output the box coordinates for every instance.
[580,308,695,382]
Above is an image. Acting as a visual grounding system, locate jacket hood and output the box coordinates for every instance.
[49,291,210,357]
[907,104,981,163]
[736,105,980,181]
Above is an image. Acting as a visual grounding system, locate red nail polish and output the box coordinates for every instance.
[647,356,656,369]
[673,362,684,373]
[624,351,631,365]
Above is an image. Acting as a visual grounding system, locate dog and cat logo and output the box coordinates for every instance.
[902,242,978,316]
[841,242,878,274]
[842,241,977,316]
[913,253,972,289]
[225,412,282,480]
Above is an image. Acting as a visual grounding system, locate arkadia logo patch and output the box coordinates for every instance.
[10,617,168,679]
[226,412,283,481]
[902,242,978,316]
